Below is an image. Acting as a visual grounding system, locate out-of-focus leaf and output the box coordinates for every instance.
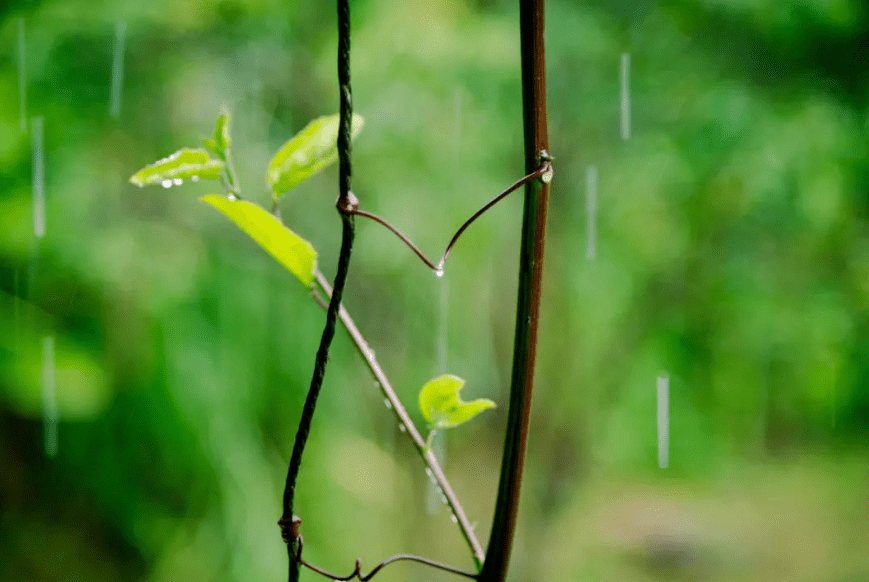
[1,334,110,419]
[201,194,317,287]
[268,113,364,195]
[129,148,223,187]
[418,374,495,429]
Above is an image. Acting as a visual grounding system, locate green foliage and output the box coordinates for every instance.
[204,108,232,154]
[126,109,365,288]
[267,113,364,196]
[5,3,869,580]
[200,195,317,287]
[418,374,495,429]
[129,148,224,187]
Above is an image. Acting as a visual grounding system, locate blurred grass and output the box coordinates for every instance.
[1,0,868,580]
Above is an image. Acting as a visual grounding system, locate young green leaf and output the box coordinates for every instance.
[201,194,317,287]
[418,374,496,430]
[214,108,231,151]
[129,148,224,187]
[202,137,219,155]
[267,113,364,196]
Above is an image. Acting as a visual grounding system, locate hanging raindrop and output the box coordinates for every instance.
[657,374,669,469]
[427,432,447,514]
[42,336,57,458]
[620,52,631,141]
[435,274,448,373]
[32,116,45,238]
[109,21,127,118]
[17,18,27,133]
[586,165,597,261]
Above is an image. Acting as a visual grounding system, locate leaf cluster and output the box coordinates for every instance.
[129,111,495,435]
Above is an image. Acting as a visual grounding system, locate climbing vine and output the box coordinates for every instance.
[129,0,550,579]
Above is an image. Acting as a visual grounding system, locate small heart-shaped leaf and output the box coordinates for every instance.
[268,113,364,196]
[130,148,223,187]
[201,194,317,287]
[418,374,496,430]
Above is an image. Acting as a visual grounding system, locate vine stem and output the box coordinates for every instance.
[282,0,355,580]
[205,32,486,579]
[218,137,488,580]
[315,270,486,566]
[478,0,550,579]
[296,535,478,580]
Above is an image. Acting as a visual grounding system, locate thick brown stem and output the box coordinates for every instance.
[479,0,550,579]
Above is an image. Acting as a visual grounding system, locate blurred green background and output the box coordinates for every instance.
[2,0,868,580]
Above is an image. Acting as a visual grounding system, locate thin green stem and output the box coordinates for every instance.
[223,147,241,195]
[314,270,486,566]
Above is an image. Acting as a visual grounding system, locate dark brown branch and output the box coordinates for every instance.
[282,1,355,580]
[478,0,550,579]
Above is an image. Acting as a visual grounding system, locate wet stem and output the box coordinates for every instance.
[478,0,550,579]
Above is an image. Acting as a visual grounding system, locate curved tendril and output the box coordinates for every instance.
[351,162,552,275]
[297,535,479,581]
